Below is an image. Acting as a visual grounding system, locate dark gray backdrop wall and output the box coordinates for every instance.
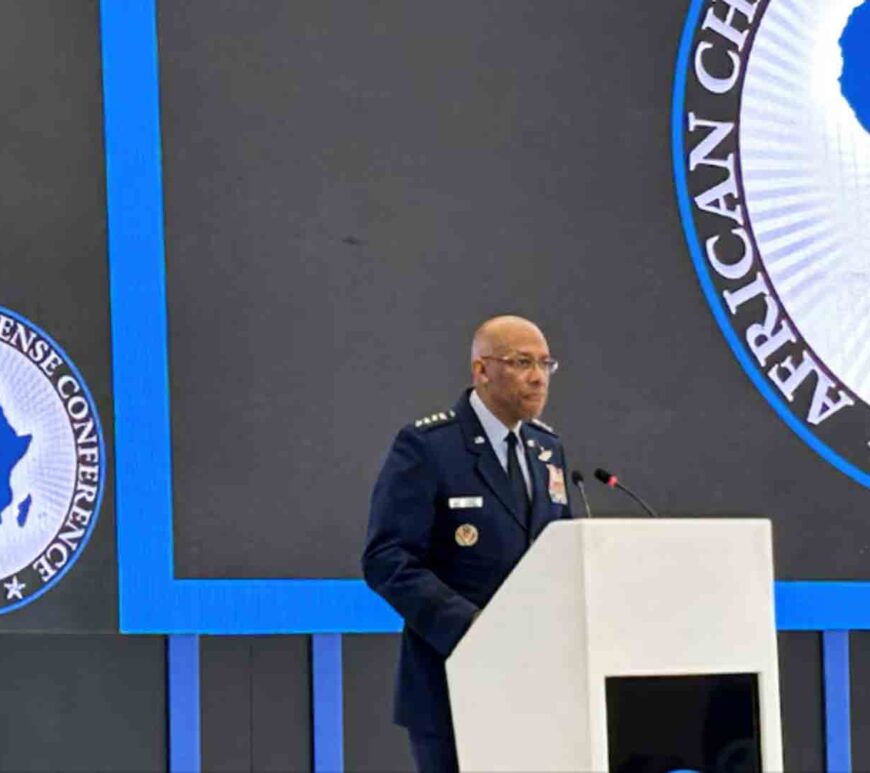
[0,634,166,772]
[0,0,117,631]
[200,636,312,773]
[159,0,869,583]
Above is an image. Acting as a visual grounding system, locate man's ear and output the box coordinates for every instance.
[471,359,488,384]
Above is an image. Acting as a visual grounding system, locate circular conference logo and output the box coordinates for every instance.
[674,0,870,487]
[0,308,105,613]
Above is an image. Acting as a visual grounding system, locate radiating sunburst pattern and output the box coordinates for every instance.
[740,0,870,405]
[0,344,76,579]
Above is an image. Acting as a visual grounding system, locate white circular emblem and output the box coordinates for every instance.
[675,0,870,486]
[0,308,105,613]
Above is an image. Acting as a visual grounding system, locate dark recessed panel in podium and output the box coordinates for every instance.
[606,673,761,773]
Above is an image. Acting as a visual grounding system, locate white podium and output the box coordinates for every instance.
[446,519,782,772]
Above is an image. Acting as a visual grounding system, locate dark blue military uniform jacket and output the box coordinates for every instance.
[362,390,572,735]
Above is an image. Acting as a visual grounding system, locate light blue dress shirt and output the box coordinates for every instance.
[469,389,532,497]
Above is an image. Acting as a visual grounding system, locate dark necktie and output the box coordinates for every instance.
[505,432,531,527]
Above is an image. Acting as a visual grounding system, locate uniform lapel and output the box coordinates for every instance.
[523,428,551,539]
[455,391,527,532]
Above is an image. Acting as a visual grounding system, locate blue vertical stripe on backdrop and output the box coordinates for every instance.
[168,635,202,773]
[823,630,852,773]
[99,0,178,631]
[313,634,344,773]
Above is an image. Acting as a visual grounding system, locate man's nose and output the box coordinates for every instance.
[528,364,546,382]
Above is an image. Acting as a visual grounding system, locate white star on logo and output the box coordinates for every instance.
[4,576,26,601]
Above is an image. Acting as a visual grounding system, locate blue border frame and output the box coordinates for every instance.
[99,0,870,633]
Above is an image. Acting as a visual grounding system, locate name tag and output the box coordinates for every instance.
[449,496,483,509]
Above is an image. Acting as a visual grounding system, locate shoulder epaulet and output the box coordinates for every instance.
[413,409,457,430]
[530,417,558,437]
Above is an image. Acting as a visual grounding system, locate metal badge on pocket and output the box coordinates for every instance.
[455,523,479,547]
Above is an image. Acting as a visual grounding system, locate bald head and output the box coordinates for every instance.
[471,315,546,362]
[470,315,552,426]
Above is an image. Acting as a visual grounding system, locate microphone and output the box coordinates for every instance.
[593,468,658,518]
[570,470,593,519]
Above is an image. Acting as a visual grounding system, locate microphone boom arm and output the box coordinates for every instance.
[612,481,658,518]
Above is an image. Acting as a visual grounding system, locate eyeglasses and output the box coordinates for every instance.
[481,355,560,375]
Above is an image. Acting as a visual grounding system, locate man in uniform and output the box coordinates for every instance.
[362,315,573,772]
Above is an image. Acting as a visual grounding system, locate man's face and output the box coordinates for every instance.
[476,323,552,426]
